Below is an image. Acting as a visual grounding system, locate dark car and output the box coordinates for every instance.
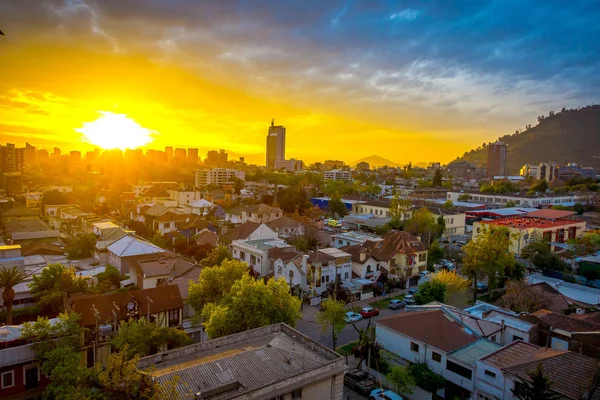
[476,282,488,293]
[344,368,376,395]
[408,287,418,295]
[388,299,405,310]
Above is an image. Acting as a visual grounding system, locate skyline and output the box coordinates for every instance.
[1,1,599,165]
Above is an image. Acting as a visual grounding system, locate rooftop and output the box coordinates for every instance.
[480,340,556,369]
[531,309,600,332]
[139,323,346,400]
[449,339,502,367]
[527,275,600,305]
[331,231,383,243]
[318,247,351,259]
[478,216,584,229]
[376,310,477,353]
[527,209,578,219]
[107,235,164,257]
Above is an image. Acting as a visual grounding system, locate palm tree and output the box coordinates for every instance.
[0,266,27,325]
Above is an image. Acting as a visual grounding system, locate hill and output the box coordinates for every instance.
[453,105,600,174]
[352,155,401,168]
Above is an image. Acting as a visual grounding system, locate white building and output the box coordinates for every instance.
[330,231,383,248]
[107,235,164,274]
[273,158,304,172]
[323,169,352,182]
[231,238,294,277]
[167,189,203,206]
[195,168,245,187]
[446,191,578,207]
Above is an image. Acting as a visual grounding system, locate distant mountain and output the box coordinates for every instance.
[352,155,401,168]
[453,105,600,174]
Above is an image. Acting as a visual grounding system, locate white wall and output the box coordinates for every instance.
[474,360,507,400]
[247,224,277,241]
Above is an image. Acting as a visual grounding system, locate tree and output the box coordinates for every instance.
[188,259,249,321]
[573,202,585,215]
[463,225,515,302]
[316,298,346,350]
[431,270,470,306]
[521,239,567,274]
[351,323,387,371]
[409,362,446,393]
[329,191,347,217]
[150,232,167,249]
[500,280,545,313]
[442,199,454,209]
[511,363,562,400]
[457,194,470,202]
[387,366,416,396]
[324,280,353,303]
[65,233,97,259]
[531,180,549,193]
[200,244,232,267]
[414,281,446,304]
[96,347,156,399]
[288,233,319,252]
[432,169,443,187]
[405,208,437,245]
[112,317,191,359]
[127,220,150,238]
[42,190,68,206]
[29,264,90,312]
[389,193,412,228]
[232,177,244,195]
[436,214,446,237]
[201,276,301,338]
[0,266,27,325]
[95,264,121,293]
[427,240,444,267]
[505,200,517,208]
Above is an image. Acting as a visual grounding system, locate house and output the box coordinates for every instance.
[1,207,40,224]
[232,238,294,277]
[220,222,277,244]
[106,235,164,274]
[137,186,171,203]
[224,205,244,224]
[243,204,283,224]
[184,199,215,216]
[520,309,600,358]
[341,244,388,282]
[304,248,353,299]
[176,216,210,238]
[69,285,184,367]
[362,231,428,277]
[138,323,347,400]
[473,215,586,255]
[192,229,219,247]
[330,231,383,248]
[266,216,305,238]
[446,190,578,208]
[475,340,600,400]
[167,189,203,206]
[19,243,63,257]
[527,275,600,306]
[375,310,500,399]
[497,281,574,313]
[424,206,467,237]
[156,264,202,319]
[352,199,393,219]
[122,252,197,291]
[271,249,309,291]
[152,211,189,235]
[4,219,61,244]
[93,225,131,264]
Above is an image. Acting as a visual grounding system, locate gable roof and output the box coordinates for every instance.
[527,275,600,306]
[70,285,183,326]
[188,199,214,208]
[107,235,164,257]
[244,203,282,214]
[376,310,477,352]
[503,351,600,400]
[266,216,303,230]
[192,230,219,247]
[364,231,426,261]
[221,221,261,242]
[531,309,600,333]
[20,243,63,257]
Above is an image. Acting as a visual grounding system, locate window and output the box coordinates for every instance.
[484,370,496,379]
[24,364,39,390]
[250,255,256,265]
[478,394,493,400]
[418,253,426,262]
[289,270,294,280]
[410,342,419,352]
[432,352,442,362]
[321,275,330,284]
[512,335,523,342]
[446,360,472,380]
[168,309,180,327]
[1,371,14,389]
[291,388,302,400]
[240,251,246,260]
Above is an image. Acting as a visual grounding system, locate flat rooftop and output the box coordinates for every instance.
[478,216,584,229]
[140,324,345,400]
[332,231,383,241]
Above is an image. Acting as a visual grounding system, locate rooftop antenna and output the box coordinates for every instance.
[271,118,274,127]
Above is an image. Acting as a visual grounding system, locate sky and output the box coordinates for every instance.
[0,0,599,165]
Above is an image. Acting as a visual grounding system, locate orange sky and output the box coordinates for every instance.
[0,1,582,166]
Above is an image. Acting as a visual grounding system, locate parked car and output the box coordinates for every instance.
[388,299,405,310]
[408,287,418,295]
[344,311,363,323]
[370,388,404,400]
[404,294,416,304]
[359,306,380,318]
[344,368,376,395]
[419,270,430,278]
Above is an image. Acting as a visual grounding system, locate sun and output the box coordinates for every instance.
[76,111,155,150]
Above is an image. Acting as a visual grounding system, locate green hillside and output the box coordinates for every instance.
[454,105,600,174]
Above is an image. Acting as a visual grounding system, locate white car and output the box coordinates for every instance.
[344,311,363,323]
[404,294,416,305]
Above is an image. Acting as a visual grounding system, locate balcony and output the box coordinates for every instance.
[0,343,37,367]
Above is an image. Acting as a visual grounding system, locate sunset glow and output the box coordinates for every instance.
[76,112,155,150]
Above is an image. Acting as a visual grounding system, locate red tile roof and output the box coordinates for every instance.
[479,216,584,229]
[376,310,477,352]
[531,309,600,332]
[480,340,558,369]
[364,231,426,261]
[527,209,577,219]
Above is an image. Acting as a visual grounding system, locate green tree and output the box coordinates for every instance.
[442,199,454,209]
[96,347,156,399]
[201,244,233,267]
[505,200,517,208]
[405,208,438,245]
[457,194,470,202]
[150,232,167,249]
[463,225,515,302]
[188,259,249,322]
[66,233,98,259]
[573,202,585,215]
[521,239,567,273]
[329,191,347,217]
[316,298,347,350]
[409,363,446,393]
[414,281,447,304]
[29,264,90,312]
[531,180,549,193]
[389,193,412,228]
[232,177,244,195]
[387,366,416,395]
[201,276,301,338]
[112,317,191,359]
[0,266,27,324]
[42,190,68,206]
[95,265,122,293]
[432,169,443,187]
[427,240,444,267]
[436,214,446,237]
[511,363,562,400]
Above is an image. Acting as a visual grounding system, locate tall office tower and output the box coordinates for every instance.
[0,144,25,173]
[486,142,508,178]
[187,148,199,166]
[24,142,36,168]
[37,149,49,162]
[266,119,286,169]
[53,147,61,159]
[165,146,174,163]
[218,149,228,165]
[70,151,82,163]
[174,148,187,166]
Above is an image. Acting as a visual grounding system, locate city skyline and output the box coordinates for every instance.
[1,1,599,165]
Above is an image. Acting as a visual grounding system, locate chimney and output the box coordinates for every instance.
[360,249,367,262]
[302,254,309,273]
[500,319,505,344]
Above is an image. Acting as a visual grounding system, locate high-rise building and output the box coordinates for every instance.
[486,142,507,178]
[174,148,187,166]
[266,119,285,169]
[187,148,199,166]
[218,149,228,165]
[53,147,61,159]
[165,146,173,162]
[24,142,36,169]
[195,168,245,187]
[36,149,49,163]
[0,144,25,173]
[70,150,82,163]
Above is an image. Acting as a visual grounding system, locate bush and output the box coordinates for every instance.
[409,363,446,393]
[0,305,43,324]
[96,265,122,287]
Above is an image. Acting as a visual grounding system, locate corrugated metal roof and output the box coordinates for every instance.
[107,235,164,257]
[449,339,502,366]
[527,275,600,305]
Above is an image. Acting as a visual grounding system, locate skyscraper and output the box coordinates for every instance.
[266,119,286,169]
[486,142,508,178]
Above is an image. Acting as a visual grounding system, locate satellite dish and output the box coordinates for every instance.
[127,301,135,310]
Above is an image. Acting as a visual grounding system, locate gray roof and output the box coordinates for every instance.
[449,339,502,367]
[527,275,600,306]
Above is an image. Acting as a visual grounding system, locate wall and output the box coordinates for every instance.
[300,377,333,400]
[247,224,277,241]
[474,360,506,400]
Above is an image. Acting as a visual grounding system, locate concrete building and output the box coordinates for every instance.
[356,161,370,171]
[187,148,199,166]
[0,143,25,174]
[274,158,304,172]
[232,238,294,277]
[139,323,347,400]
[520,162,560,182]
[167,189,203,206]
[446,190,578,207]
[558,163,597,180]
[331,231,383,248]
[266,119,286,169]
[322,169,352,182]
[195,168,245,187]
[486,142,507,178]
